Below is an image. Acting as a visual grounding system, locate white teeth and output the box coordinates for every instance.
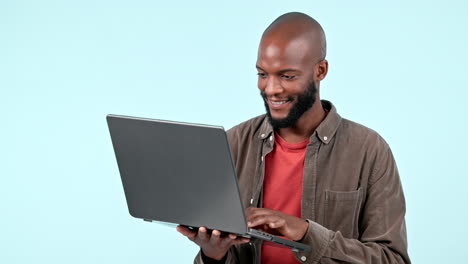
[271,100,287,105]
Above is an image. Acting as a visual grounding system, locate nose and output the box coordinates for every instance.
[263,76,284,96]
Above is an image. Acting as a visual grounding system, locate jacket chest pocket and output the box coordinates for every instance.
[323,188,363,239]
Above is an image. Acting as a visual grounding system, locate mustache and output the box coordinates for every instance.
[260,91,294,101]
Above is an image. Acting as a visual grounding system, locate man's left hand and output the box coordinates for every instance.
[245,207,309,241]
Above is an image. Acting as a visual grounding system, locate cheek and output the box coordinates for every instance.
[280,81,300,93]
[285,79,310,94]
[257,79,266,90]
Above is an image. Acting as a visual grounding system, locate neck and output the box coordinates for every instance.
[276,100,326,143]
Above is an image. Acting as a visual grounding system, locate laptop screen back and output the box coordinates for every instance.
[107,115,248,234]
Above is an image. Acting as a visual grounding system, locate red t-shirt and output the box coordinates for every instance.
[261,132,309,264]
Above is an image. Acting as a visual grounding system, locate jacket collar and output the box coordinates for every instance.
[257,100,342,145]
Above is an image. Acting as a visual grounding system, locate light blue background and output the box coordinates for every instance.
[1,0,467,263]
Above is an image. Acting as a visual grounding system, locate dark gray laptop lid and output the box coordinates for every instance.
[107,115,248,234]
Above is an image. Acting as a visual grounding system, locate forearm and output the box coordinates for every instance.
[294,220,410,264]
[194,247,238,264]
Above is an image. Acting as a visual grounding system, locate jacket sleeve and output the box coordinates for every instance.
[194,247,239,264]
[294,147,411,264]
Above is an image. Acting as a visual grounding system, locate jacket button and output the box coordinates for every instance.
[301,256,307,261]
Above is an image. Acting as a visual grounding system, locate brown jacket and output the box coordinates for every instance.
[195,100,410,263]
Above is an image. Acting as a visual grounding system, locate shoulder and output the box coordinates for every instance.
[338,118,390,152]
[337,118,395,184]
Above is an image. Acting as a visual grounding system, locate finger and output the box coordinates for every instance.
[247,214,270,227]
[268,218,286,229]
[222,235,250,247]
[245,208,274,222]
[245,207,268,218]
[210,229,221,243]
[231,237,250,245]
[176,225,197,239]
[176,225,187,233]
[220,233,235,247]
[245,207,257,215]
[248,215,281,228]
[198,226,209,241]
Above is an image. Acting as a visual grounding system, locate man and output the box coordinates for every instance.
[177,12,410,264]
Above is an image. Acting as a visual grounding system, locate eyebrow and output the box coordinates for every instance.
[256,65,301,74]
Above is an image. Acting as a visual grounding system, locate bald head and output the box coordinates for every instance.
[261,12,327,61]
[256,13,329,131]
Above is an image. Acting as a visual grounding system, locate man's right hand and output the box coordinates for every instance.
[176,225,250,260]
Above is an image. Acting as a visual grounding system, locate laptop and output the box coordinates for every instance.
[107,114,311,252]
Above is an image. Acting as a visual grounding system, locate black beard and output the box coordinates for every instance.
[261,81,317,129]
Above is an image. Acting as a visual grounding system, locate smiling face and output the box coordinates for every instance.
[256,35,321,129]
[256,13,329,130]
[260,80,317,129]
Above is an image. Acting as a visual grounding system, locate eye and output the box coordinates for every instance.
[257,72,267,79]
[281,74,295,80]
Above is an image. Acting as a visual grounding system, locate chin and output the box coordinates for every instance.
[269,111,289,120]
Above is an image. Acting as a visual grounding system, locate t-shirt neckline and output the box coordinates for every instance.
[274,132,310,151]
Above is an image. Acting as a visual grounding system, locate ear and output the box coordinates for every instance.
[315,59,328,81]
